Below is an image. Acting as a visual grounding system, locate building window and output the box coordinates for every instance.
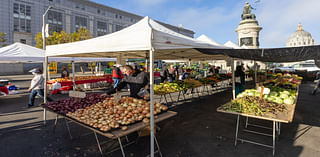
[115,14,118,18]
[48,10,63,34]
[13,3,32,33]
[115,25,123,31]
[97,9,100,14]
[75,16,87,31]
[97,21,107,36]
[20,39,26,44]
[119,15,122,19]
[108,23,113,33]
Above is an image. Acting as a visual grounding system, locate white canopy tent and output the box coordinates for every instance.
[197,34,224,47]
[46,16,230,156]
[0,42,116,62]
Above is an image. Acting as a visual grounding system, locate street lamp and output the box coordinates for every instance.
[43,6,52,125]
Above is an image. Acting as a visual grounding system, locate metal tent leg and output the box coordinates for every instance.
[118,137,126,157]
[65,119,73,140]
[94,132,103,156]
[235,115,240,146]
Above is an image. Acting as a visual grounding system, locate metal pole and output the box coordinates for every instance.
[149,49,155,157]
[231,58,235,100]
[254,61,257,83]
[72,61,76,91]
[43,6,51,125]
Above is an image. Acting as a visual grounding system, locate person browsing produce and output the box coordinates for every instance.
[107,65,149,99]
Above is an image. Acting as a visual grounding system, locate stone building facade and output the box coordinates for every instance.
[0,0,194,47]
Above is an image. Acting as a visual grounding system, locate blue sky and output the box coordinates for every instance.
[91,0,320,48]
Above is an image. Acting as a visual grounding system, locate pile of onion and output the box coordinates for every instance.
[67,97,168,132]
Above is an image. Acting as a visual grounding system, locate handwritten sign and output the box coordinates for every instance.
[69,91,86,98]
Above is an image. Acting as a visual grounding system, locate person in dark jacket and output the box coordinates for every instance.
[235,64,245,96]
[107,65,149,99]
[61,66,69,78]
[112,64,123,88]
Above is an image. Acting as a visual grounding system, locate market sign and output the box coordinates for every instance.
[49,62,57,74]
[69,91,86,98]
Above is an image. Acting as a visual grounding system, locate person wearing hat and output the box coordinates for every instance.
[27,68,53,107]
[112,64,123,88]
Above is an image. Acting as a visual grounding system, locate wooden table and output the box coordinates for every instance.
[216,89,298,156]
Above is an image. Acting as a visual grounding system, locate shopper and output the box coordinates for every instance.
[178,65,184,80]
[168,65,177,82]
[235,64,245,96]
[215,66,221,74]
[61,66,69,78]
[112,64,123,88]
[104,65,113,75]
[107,65,149,99]
[160,65,169,83]
[312,71,320,95]
[209,65,216,74]
[27,68,53,107]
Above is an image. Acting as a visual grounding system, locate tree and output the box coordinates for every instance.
[34,28,93,48]
[0,32,7,47]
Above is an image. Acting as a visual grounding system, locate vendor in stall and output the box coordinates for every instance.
[107,65,150,99]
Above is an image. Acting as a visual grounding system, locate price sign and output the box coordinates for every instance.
[69,91,86,98]
[108,61,115,66]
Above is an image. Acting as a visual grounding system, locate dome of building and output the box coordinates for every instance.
[286,23,314,47]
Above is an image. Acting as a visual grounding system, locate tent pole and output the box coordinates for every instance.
[72,61,76,91]
[149,49,155,157]
[254,61,257,84]
[231,58,235,100]
[43,56,48,125]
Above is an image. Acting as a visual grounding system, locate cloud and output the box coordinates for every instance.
[163,4,242,44]
[256,0,320,47]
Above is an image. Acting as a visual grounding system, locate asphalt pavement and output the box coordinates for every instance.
[0,82,319,157]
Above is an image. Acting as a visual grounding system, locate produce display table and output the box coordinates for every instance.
[43,104,177,157]
[216,87,299,156]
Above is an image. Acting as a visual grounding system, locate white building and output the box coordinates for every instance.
[286,23,314,47]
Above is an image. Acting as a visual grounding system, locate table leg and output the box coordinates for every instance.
[235,115,240,146]
[159,95,162,103]
[118,137,126,157]
[53,114,59,133]
[65,118,73,140]
[278,122,281,136]
[177,91,181,102]
[43,108,47,125]
[273,121,276,156]
[94,132,103,156]
[154,136,163,157]
[169,93,174,102]
[245,117,248,128]
[164,94,168,104]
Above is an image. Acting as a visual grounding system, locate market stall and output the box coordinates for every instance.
[45,16,229,156]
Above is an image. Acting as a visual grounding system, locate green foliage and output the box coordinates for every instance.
[34,28,93,48]
[0,32,7,47]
